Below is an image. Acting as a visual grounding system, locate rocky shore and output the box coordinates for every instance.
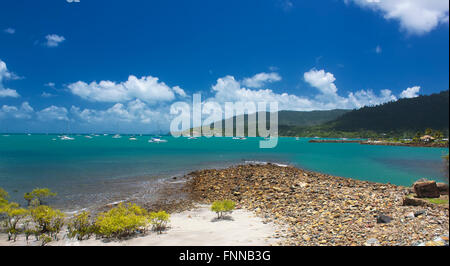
[180,164,449,246]
[309,139,449,148]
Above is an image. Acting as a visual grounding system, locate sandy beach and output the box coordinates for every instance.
[0,204,281,246]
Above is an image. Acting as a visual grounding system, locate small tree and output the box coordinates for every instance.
[67,211,95,241]
[0,187,9,207]
[24,188,57,206]
[30,205,65,239]
[94,203,149,239]
[149,211,170,234]
[0,202,29,241]
[211,200,236,219]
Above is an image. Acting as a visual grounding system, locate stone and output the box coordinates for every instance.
[414,210,426,217]
[365,238,380,246]
[376,214,392,224]
[413,181,440,198]
[436,183,449,195]
[405,212,415,219]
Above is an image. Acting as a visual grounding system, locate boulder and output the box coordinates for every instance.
[413,181,440,198]
[376,214,392,224]
[437,183,449,195]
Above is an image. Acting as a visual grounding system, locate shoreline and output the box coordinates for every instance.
[308,139,449,148]
[1,163,448,246]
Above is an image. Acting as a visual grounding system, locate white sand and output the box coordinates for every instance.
[0,205,282,246]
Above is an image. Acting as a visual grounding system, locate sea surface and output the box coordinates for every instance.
[0,134,448,211]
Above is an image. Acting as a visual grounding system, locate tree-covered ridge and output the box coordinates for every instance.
[327,90,449,133]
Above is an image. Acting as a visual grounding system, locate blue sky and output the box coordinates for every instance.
[0,0,449,133]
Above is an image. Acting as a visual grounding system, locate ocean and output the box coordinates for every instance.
[0,134,448,211]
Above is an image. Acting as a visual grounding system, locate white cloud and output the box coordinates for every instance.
[37,106,69,121]
[0,59,20,98]
[375,45,382,54]
[0,89,20,98]
[242,72,282,88]
[400,86,421,98]
[4,28,15,34]
[41,92,55,98]
[278,0,294,12]
[209,69,398,113]
[348,0,449,35]
[45,34,65,47]
[0,102,34,119]
[45,82,55,88]
[68,75,183,104]
[70,99,168,125]
[304,69,338,96]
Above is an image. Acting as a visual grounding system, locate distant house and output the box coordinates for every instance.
[420,135,436,142]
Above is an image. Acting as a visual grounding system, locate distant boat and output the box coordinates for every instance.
[60,135,75,141]
[85,135,93,139]
[112,134,121,139]
[295,137,300,141]
[239,137,247,140]
[149,137,168,143]
[129,137,137,141]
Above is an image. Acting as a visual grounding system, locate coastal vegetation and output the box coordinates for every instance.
[0,187,173,244]
[149,211,170,234]
[211,200,236,219]
[67,211,95,241]
[24,188,57,206]
[94,203,149,239]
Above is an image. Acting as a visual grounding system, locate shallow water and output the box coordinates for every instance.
[0,135,448,210]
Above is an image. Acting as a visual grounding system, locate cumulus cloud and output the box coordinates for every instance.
[0,59,20,98]
[45,34,65,47]
[68,75,184,104]
[3,28,15,34]
[209,69,398,113]
[0,102,34,120]
[242,72,282,88]
[70,99,168,125]
[400,86,421,98]
[347,0,449,35]
[37,106,69,121]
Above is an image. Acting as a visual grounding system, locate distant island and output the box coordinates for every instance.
[188,90,449,140]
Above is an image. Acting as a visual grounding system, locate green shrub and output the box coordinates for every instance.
[94,203,149,239]
[67,211,95,241]
[40,234,53,246]
[30,205,65,239]
[149,211,170,234]
[24,188,57,206]
[211,200,236,219]
[0,202,29,241]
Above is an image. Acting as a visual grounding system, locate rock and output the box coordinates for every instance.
[376,214,392,224]
[425,241,445,246]
[413,181,440,198]
[414,210,426,217]
[437,183,449,195]
[365,238,380,246]
[405,212,415,219]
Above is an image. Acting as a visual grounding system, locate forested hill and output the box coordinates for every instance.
[326,90,449,133]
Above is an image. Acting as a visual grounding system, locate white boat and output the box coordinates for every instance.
[112,134,121,139]
[148,137,168,143]
[129,137,138,141]
[60,135,75,141]
[85,135,93,139]
[295,137,300,141]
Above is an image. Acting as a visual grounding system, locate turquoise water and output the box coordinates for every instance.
[0,134,448,210]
